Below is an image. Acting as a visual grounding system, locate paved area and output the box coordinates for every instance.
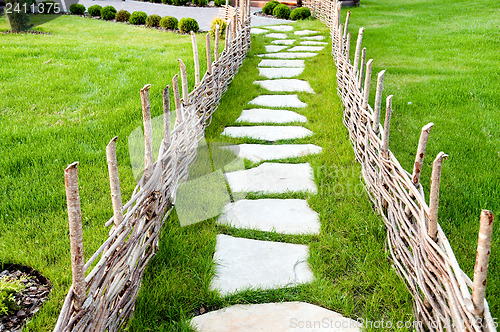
[79,0,290,30]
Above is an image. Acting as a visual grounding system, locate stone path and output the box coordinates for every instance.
[192,24,360,332]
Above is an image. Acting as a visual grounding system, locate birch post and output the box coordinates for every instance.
[64,162,86,311]
[343,11,350,39]
[361,59,373,111]
[428,152,448,241]
[358,47,366,90]
[472,210,495,317]
[225,20,231,50]
[353,27,364,77]
[381,95,393,159]
[162,85,171,148]
[205,33,212,75]
[338,24,343,54]
[178,59,188,102]
[231,13,236,41]
[214,25,220,62]
[345,32,351,60]
[412,123,434,187]
[372,70,385,134]
[172,74,182,126]
[106,137,123,227]
[190,32,200,86]
[140,84,153,183]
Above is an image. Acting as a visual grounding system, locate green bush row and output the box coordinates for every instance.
[262,1,311,21]
[138,0,211,6]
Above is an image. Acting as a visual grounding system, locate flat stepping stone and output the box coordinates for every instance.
[250,28,268,34]
[288,46,324,52]
[302,35,326,40]
[258,67,304,79]
[217,199,320,234]
[191,302,362,331]
[209,235,314,295]
[223,143,322,162]
[260,52,318,59]
[258,59,305,68]
[271,39,295,45]
[249,94,307,108]
[265,45,288,53]
[221,126,312,141]
[254,79,314,93]
[266,33,288,39]
[262,25,293,32]
[225,162,317,194]
[294,29,320,36]
[236,108,307,123]
[300,40,328,45]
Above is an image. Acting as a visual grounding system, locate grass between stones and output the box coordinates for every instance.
[129,20,413,331]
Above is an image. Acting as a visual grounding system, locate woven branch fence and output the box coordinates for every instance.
[304,0,496,330]
[54,3,251,331]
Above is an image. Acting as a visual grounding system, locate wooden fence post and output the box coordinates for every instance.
[191,32,200,87]
[106,137,123,227]
[345,32,351,60]
[162,85,171,148]
[412,123,434,187]
[64,162,86,310]
[358,47,366,90]
[353,27,364,77]
[362,59,373,111]
[338,24,343,54]
[214,24,220,62]
[178,59,189,103]
[428,152,448,241]
[172,74,182,126]
[206,33,212,75]
[472,210,495,317]
[372,70,385,134]
[381,95,393,159]
[343,11,350,39]
[140,84,153,183]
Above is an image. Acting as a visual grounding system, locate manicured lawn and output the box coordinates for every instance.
[129,19,414,331]
[0,15,212,330]
[345,0,499,316]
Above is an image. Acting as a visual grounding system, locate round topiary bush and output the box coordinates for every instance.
[262,0,279,15]
[210,17,227,38]
[69,3,85,15]
[290,7,311,20]
[115,10,131,22]
[87,4,102,17]
[160,16,178,30]
[192,0,207,6]
[173,0,188,5]
[273,4,290,19]
[178,17,199,33]
[146,14,161,27]
[129,11,147,25]
[214,0,225,6]
[101,6,117,20]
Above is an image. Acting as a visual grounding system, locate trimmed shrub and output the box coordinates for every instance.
[87,4,102,17]
[178,17,199,33]
[273,4,290,19]
[101,6,117,20]
[214,0,225,6]
[192,0,207,6]
[146,14,161,27]
[161,0,173,4]
[262,0,279,15]
[115,10,131,22]
[160,16,178,30]
[129,11,147,25]
[290,7,310,20]
[151,0,162,3]
[210,17,227,38]
[172,0,188,5]
[69,3,85,15]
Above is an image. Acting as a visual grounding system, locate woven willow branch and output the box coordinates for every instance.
[304,0,496,331]
[54,5,251,331]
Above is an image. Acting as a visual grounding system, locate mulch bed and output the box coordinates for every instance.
[0,265,51,332]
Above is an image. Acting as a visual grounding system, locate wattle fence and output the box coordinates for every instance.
[303,0,496,331]
[54,3,251,331]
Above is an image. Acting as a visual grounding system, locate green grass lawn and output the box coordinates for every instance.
[344,0,500,316]
[0,15,213,330]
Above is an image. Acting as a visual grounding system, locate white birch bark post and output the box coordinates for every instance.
[358,47,366,90]
[140,84,153,183]
[240,0,244,24]
[106,137,123,227]
[372,70,385,134]
[337,2,342,30]
[412,123,434,187]
[162,85,171,148]
[190,32,200,87]
[64,162,86,311]
[205,33,212,75]
[338,24,343,55]
[178,59,189,103]
[225,20,231,50]
[353,27,364,78]
[428,152,448,241]
[231,13,237,41]
[343,11,350,39]
[362,59,373,111]
[381,95,393,159]
[472,210,495,317]
[345,32,351,60]
[214,24,220,62]
[172,74,182,126]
